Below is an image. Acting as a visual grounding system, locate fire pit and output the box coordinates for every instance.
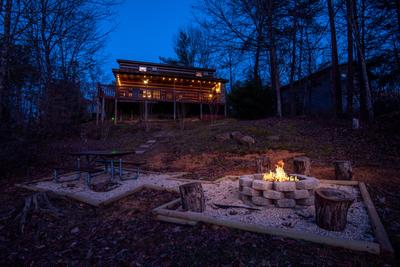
[239,161,319,208]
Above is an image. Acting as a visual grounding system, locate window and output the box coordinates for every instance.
[195,72,203,77]
[139,66,147,72]
[152,67,158,71]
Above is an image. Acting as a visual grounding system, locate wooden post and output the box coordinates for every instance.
[114,98,118,125]
[144,100,148,121]
[200,103,203,120]
[334,160,352,180]
[173,100,176,120]
[96,97,100,126]
[315,188,355,231]
[293,156,311,175]
[101,97,105,124]
[179,182,206,212]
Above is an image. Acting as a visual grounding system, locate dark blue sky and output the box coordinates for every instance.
[101,0,196,81]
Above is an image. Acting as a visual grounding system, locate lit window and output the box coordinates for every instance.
[139,66,147,72]
[195,72,203,77]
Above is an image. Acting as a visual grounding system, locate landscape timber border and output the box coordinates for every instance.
[152,177,394,255]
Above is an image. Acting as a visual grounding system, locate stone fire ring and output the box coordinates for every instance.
[239,174,319,208]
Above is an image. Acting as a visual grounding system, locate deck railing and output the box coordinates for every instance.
[98,84,225,104]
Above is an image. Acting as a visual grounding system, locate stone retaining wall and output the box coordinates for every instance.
[239,174,319,208]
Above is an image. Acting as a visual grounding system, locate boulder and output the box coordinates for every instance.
[215,132,231,141]
[230,131,244,140]
[239,135,255,146]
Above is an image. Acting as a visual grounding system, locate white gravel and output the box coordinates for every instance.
[201,179,375,242]
[27,173,375,242]
[29,171,188,206]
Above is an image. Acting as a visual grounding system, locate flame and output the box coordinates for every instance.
[263,160,298,182]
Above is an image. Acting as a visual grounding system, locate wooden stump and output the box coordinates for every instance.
[293,156,311,175]
[256,155,272,173]
[334,160,353,180]
[315,188,355,231]
[179,182,206,212]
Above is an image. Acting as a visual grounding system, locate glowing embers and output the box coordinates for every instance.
[263,160,298,182]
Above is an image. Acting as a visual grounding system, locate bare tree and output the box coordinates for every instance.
[327,0,343,116]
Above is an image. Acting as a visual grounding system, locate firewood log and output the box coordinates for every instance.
[179,182,206,212]
[315,188,355,231]
[333,160,352,180]
[293,157,311,175]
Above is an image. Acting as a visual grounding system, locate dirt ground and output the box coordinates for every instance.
[1,117,399,266]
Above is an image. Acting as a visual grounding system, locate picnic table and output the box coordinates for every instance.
[54,150,142,186]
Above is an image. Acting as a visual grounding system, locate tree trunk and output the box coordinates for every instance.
[289,7,298,116]
[293,156,311,176]
[267,0,282,118]
[179,182,206,212]
[327,0,343,116]
[315,188,355,231]
[345,0,354,116]
[352,0,374,122]
[333,160,353,180]
[0,0,12,125]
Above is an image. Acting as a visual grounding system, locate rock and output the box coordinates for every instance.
[285,190,309,199]
[263,190,284,200]
[215,132,231,141]
[252,180,273,191]
[230,131,244,140]
[275,198,296,208]
[274,181,296,192]
[239,176,254,187]
[241,187,261,196]
[296,196,315,206]
[70,227,80,235]
[295,176,319,190]
[239,135,255,146]
[252,196,273,206]
[267,135,280,141]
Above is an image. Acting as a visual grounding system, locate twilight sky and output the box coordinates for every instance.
[101,0,196,81]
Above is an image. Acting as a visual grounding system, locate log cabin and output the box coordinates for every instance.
[97,60,228,124]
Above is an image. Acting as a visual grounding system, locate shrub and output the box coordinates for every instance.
[228,80,274,119]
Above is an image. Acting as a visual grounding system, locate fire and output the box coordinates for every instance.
[263,160,298,182]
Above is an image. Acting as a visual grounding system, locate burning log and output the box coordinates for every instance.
[333,160,353,180]
[293,157,311,176]
[179,182,206,212]
[315,188,355,231]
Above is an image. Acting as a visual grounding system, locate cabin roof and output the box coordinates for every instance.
[116,59,216,72]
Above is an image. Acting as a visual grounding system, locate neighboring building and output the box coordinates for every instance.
[281,64,360,116]
[97,60,228,123]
